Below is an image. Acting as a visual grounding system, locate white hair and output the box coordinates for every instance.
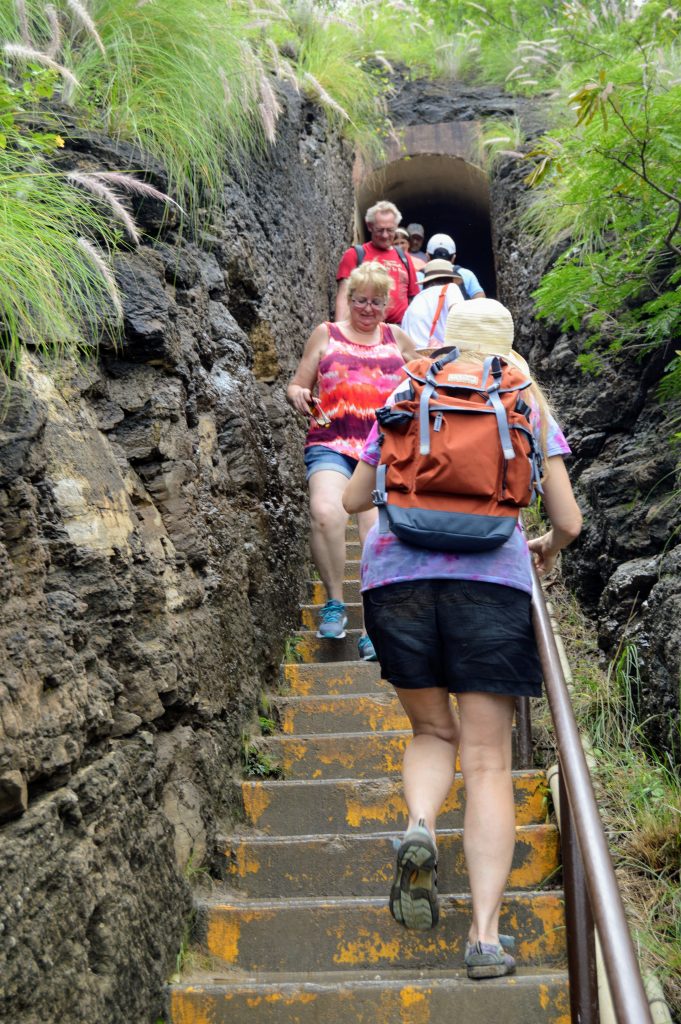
[365,200,401,226]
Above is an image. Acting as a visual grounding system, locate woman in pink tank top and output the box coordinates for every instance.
[286,263,417,660]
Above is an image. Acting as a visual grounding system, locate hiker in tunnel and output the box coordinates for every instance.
[394,226,410,252]
[286,262,417,661]
[335,200,420,324]
[426,233,486,300]
[342,299,582,978]
[406,223,428,270]
[400,258,465,349]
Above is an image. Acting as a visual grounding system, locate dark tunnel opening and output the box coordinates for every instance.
[354,152,496,298]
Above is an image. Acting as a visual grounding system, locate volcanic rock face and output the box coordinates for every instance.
[0,86,353,1023]
[489,142,680,758]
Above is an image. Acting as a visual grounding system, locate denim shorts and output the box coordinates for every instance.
[363,579,542,697]
[304,445,358,481]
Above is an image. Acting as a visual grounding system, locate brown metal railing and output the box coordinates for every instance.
[530,565,654,1024]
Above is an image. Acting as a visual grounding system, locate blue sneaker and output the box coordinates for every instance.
[358,635,377,661]
[317,600,348,639]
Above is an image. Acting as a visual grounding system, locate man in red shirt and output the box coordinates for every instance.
[335,201,420,323]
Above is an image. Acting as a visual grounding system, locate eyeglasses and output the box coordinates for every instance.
[351,297,386,309]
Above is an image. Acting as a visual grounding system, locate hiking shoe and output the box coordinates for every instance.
[316,600,348,639]
[464,934,516,961]
[358,635,377,661]
[465,940,516,979]
[389,819,438,931]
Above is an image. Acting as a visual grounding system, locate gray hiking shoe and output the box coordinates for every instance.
[465,940,516,979]
[317,600,348,639]
[389,819,438,931]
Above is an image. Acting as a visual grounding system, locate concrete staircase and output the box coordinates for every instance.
[168,526,570,1023]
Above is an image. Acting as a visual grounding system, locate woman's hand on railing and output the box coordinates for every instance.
[528,531,560,576]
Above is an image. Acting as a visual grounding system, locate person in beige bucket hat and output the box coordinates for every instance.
[342,294,583,977]
[400,259,466,350]
[444,297,530,375]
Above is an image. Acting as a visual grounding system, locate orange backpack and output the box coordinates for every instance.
[372,347,544,552]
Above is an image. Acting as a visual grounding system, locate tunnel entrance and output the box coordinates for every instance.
[354,133,496,297]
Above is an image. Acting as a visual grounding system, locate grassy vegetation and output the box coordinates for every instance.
[283,632,303,664]
[0,0,438,381]
[72,0,271,209]
[534,576,680,1016]
[241,729,282,779]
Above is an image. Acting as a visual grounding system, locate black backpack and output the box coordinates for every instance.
[354,244,472,299]
[353,243,409,274]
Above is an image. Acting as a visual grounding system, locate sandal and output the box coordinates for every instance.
[464,940,516,979]
[389,819,439,931]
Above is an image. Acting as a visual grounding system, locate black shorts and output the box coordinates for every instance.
[363,579,542,697]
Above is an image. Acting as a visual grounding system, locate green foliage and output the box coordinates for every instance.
[0,158,120,378]
[523,49,681,398]
[258,714,277,736]
[72,0,270,211]
[477,116,524,170]
[241,731,283,778]
[283,633,303,664]
[535,586,681,1014]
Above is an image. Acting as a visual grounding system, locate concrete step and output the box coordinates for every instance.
[296,629,366,663]
[281,661,384,696]
[301,602,364,631]
[169,966,570,1023]
[240,771,549,835]
[274,692,409,735]
[258,730,410,779]
[221,824,560,898]
[258,730,518,780]
[307,579,362,604]
[200,891,566,972]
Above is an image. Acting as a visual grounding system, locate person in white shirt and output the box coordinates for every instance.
[400,259,465,349]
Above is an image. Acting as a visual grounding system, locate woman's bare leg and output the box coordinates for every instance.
[308,471,349,602]
[393,686,460,838]
[457,692,516,946]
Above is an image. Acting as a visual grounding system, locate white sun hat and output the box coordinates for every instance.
[443,298,531,374]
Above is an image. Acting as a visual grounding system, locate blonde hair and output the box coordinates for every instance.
[347,262,392,302]
[365,200,401,226]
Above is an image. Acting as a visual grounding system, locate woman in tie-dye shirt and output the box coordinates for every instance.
[286,263,417,660]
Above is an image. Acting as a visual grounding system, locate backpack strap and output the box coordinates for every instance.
[354,243,409,275]
[419,381,437,455]
[428,346,460,377]
[452,266,471,300]
[428,285,450,340]
[372,463,391,534]
[482,355,516,460]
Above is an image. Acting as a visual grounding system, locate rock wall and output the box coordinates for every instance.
[490,134,681,759]
[0,86,353,1023]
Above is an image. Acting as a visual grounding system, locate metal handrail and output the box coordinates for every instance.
[531,565,654,1024]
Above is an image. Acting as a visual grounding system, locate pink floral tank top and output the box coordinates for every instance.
[305,322,405,459]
